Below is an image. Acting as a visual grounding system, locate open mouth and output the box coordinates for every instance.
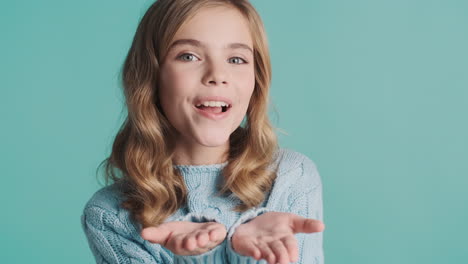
[195,104,232,113]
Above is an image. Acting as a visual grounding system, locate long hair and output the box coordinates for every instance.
[97,0,279,228]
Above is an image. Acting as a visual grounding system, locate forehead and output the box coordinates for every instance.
[170,5,253,49]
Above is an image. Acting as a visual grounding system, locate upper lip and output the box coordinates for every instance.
[194,96,233,106]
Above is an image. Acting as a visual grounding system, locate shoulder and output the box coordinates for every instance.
[82,181,126,215]
[272,148,313,172]
[273,148,322,191]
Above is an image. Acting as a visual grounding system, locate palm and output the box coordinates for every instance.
[232,212,325,264]
[141,221,227,256]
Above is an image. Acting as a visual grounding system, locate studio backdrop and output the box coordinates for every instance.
[1,0,467,263]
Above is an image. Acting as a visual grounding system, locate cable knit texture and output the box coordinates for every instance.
[81,148,324,263]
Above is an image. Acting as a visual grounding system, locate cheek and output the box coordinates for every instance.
[159,67,193,105]
[237,70,256,103]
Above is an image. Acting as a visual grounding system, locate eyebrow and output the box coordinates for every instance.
[168,38,253,54]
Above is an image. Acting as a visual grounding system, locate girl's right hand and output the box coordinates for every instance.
[140,221,227,256]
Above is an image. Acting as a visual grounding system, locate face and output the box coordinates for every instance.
[158,5,255,150]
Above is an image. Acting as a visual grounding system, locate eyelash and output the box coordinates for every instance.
[177,53,248,64]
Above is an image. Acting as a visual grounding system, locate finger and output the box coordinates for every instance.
[251,245,261,260]
[196,231,209,248]
[140,226,172,245]
[165,233,184,254]
[281,236,299,263]
[182,234,197,251]
[257,241,276,264]
[236,239,261,260]
[208,227,226,242]
[269,240,290,264]
[291,216,325,234]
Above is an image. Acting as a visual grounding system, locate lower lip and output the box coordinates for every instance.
[194,105,231,120]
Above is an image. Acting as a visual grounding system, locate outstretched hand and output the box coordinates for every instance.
[141,221,227,256]
[231,212,325,264]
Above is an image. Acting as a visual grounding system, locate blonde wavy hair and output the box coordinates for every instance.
[98,0,279,228]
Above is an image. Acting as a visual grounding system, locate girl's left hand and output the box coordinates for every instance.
[231,211,325,264]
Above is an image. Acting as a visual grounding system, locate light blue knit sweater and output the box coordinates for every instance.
[81,148,324,263]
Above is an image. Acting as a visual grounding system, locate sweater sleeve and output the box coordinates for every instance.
[81,206,226,264]
[225,156,324,264]
[284,157,324,263]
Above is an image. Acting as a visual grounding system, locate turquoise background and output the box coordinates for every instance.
[1,0,467,263]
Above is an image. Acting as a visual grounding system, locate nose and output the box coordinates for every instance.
[202,59,228,86]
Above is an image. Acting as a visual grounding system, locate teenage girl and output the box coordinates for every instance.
[81,0,325,263]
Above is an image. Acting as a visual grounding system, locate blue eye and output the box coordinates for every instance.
[178,53,199,61]
[177,53,247,64]
[229,57,247,64]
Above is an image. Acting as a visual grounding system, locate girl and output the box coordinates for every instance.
[81,0,325,263]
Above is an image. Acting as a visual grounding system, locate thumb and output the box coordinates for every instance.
[291,215,325,234]
[141,226,172,245]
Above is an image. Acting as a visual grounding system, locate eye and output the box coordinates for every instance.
[228,57,247,64]
[177,53,199,62]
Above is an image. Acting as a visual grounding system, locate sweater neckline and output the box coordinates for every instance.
[173,161,228,174]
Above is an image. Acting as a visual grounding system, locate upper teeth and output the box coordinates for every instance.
[196,101,230,107]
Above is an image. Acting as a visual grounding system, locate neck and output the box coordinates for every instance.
[172,141,229,166]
